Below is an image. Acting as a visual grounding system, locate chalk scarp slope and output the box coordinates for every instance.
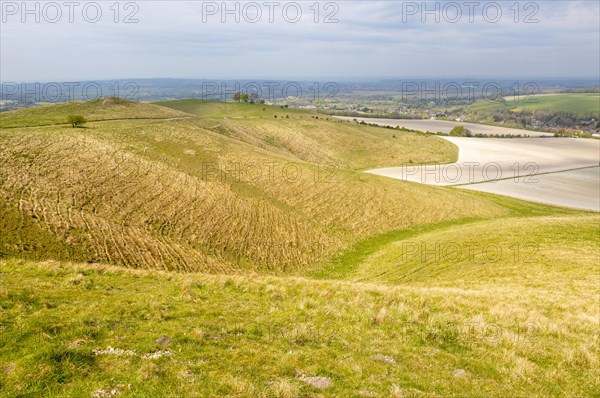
[0,99,505,273]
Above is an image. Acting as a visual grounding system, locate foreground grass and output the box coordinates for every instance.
[1,259,598,397]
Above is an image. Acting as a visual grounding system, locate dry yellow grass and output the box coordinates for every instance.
[0,100,506,274]
[195,116,456,170]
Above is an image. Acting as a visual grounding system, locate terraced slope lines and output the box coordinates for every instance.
[0,99,504,273]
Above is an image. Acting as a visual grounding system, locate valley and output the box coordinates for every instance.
[0,98,598,397]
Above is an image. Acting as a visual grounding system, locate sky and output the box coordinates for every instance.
[1,0,599,81]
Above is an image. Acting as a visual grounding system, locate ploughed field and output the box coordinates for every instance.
[359,120,600,211]
[335,116,552,137]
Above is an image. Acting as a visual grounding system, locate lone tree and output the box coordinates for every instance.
[449,126,472,137]
[67,114,87,128]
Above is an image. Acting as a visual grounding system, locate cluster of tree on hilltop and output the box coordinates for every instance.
[232,92,265,104]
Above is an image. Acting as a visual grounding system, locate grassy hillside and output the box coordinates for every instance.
[154,99,308,119]
[0,97,190,128]
[2,98,598,397]
[157,100,458,170]
[1,258,597,397]
[0,99,501,274]
[348,214,599,288]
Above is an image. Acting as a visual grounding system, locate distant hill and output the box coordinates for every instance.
[0,97,190,128]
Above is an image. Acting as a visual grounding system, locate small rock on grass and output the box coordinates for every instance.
[297,375,333,389]
[90,388,119,398]
[92,347,136,356]
[155,336,172,346]
[142,350,172,360]
[370,354,396,364]
[453,368,468,378]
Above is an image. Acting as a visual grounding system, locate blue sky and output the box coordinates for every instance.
[1,1,599,81]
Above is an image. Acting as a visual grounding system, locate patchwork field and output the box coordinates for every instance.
[1,98,598,397]
[467,93,600,118]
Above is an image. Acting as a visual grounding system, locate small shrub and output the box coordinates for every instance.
[67,115,87,128]
[449,126,472,137]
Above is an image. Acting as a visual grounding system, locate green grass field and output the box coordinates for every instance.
[507,93,599,116]
[0,98,598,397]
[2,226,598,397]
[468,93,600,117]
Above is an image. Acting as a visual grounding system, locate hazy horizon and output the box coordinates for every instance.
[2,76,600,84]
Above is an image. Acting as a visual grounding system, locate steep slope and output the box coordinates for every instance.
[157,100,458,170]
[0,99,504,273]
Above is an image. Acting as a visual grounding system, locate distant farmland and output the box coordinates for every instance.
[506,93,600,117]
[467,93,600,118]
